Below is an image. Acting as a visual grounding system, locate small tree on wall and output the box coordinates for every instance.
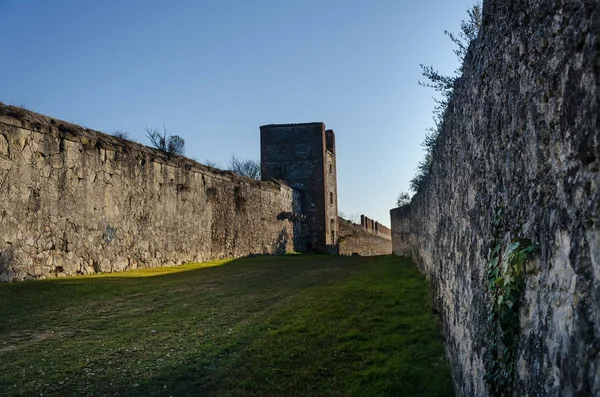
[145,126,185,156]
[204,159,219,168]
[396,192,411,207]
[411,3,482,193]
[228,155,261,180]
[112,128,130,140]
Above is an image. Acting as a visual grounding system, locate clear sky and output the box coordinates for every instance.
[0,0,474,227]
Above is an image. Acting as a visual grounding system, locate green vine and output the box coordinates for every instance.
[484,207,534,396]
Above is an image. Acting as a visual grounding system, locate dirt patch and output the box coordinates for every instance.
[0,330,74,353]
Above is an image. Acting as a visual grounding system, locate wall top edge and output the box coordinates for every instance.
[0,103,292,192]
[260,122,324,129]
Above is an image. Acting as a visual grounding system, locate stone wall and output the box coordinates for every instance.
[0,104,298,282]
[338,217,392,256]
[390,1,599,395]
[390,205,411,256]
[360,214,391,239]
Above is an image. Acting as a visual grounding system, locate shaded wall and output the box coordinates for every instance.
[0,105,298,281]
[261,123,338,253]
[390,205,411,257]
[391,1,599,395]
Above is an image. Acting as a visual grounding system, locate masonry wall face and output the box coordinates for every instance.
[390,206,412,257]
[0,108,297,281]
[338,218,392,256]
[391,1,599,395]
[360,214,391,240]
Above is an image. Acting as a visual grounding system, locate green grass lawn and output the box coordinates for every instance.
[0,255,453,396]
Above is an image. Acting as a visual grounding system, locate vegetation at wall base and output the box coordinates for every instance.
[0,255,453,396]
[484,207,534,396]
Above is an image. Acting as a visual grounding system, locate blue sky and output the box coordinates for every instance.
[0,0,474,226]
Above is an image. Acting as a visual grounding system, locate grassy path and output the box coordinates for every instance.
[0,255,453,396]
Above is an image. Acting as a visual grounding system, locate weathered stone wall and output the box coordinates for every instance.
[391,1,599,395]
[338,217,392,256]
[0,105,298,282]
[390,205,411,256]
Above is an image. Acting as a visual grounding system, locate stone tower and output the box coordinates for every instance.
[260,123,339,254]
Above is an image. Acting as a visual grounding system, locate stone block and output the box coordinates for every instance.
[99,258,111,272]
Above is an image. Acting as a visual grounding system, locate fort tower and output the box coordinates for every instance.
[260,123,339,253]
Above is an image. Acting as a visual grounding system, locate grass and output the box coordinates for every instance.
[0,255,453,396]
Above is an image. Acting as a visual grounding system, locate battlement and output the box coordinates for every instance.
[325,129,335,154]
[360,215,391,240]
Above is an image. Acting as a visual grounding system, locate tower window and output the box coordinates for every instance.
[329,164,332,173]
[330,192,333,204]
[330,219,335,243]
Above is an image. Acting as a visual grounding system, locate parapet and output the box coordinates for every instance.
[360,214,392,239]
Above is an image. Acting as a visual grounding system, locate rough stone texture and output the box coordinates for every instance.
[0,104,298,282]
[390,205,411,257]
[325,130,339,251]
[338,217,392,256]
[261,123,339,253]
[390,1,599,395]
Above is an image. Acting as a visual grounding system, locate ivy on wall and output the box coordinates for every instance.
[485,207,534,396]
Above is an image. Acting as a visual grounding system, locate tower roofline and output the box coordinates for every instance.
[260,122,324,129]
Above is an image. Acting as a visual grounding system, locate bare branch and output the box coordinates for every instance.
[228,155,261,180]
[145,125,185,156]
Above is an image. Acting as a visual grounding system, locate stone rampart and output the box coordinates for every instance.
[339,217,392,256]
[360,214,391,240]
[0,104,298,281]
[390,1,599,395]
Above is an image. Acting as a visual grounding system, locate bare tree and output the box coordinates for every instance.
[205,159,220,168]
[112,127,129,140]
[339,210,360,224]
[145,125,185,156]
[228,155,261,180]
[145,126,167,150]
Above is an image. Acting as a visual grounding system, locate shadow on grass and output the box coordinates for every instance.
[0,255,453,397]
